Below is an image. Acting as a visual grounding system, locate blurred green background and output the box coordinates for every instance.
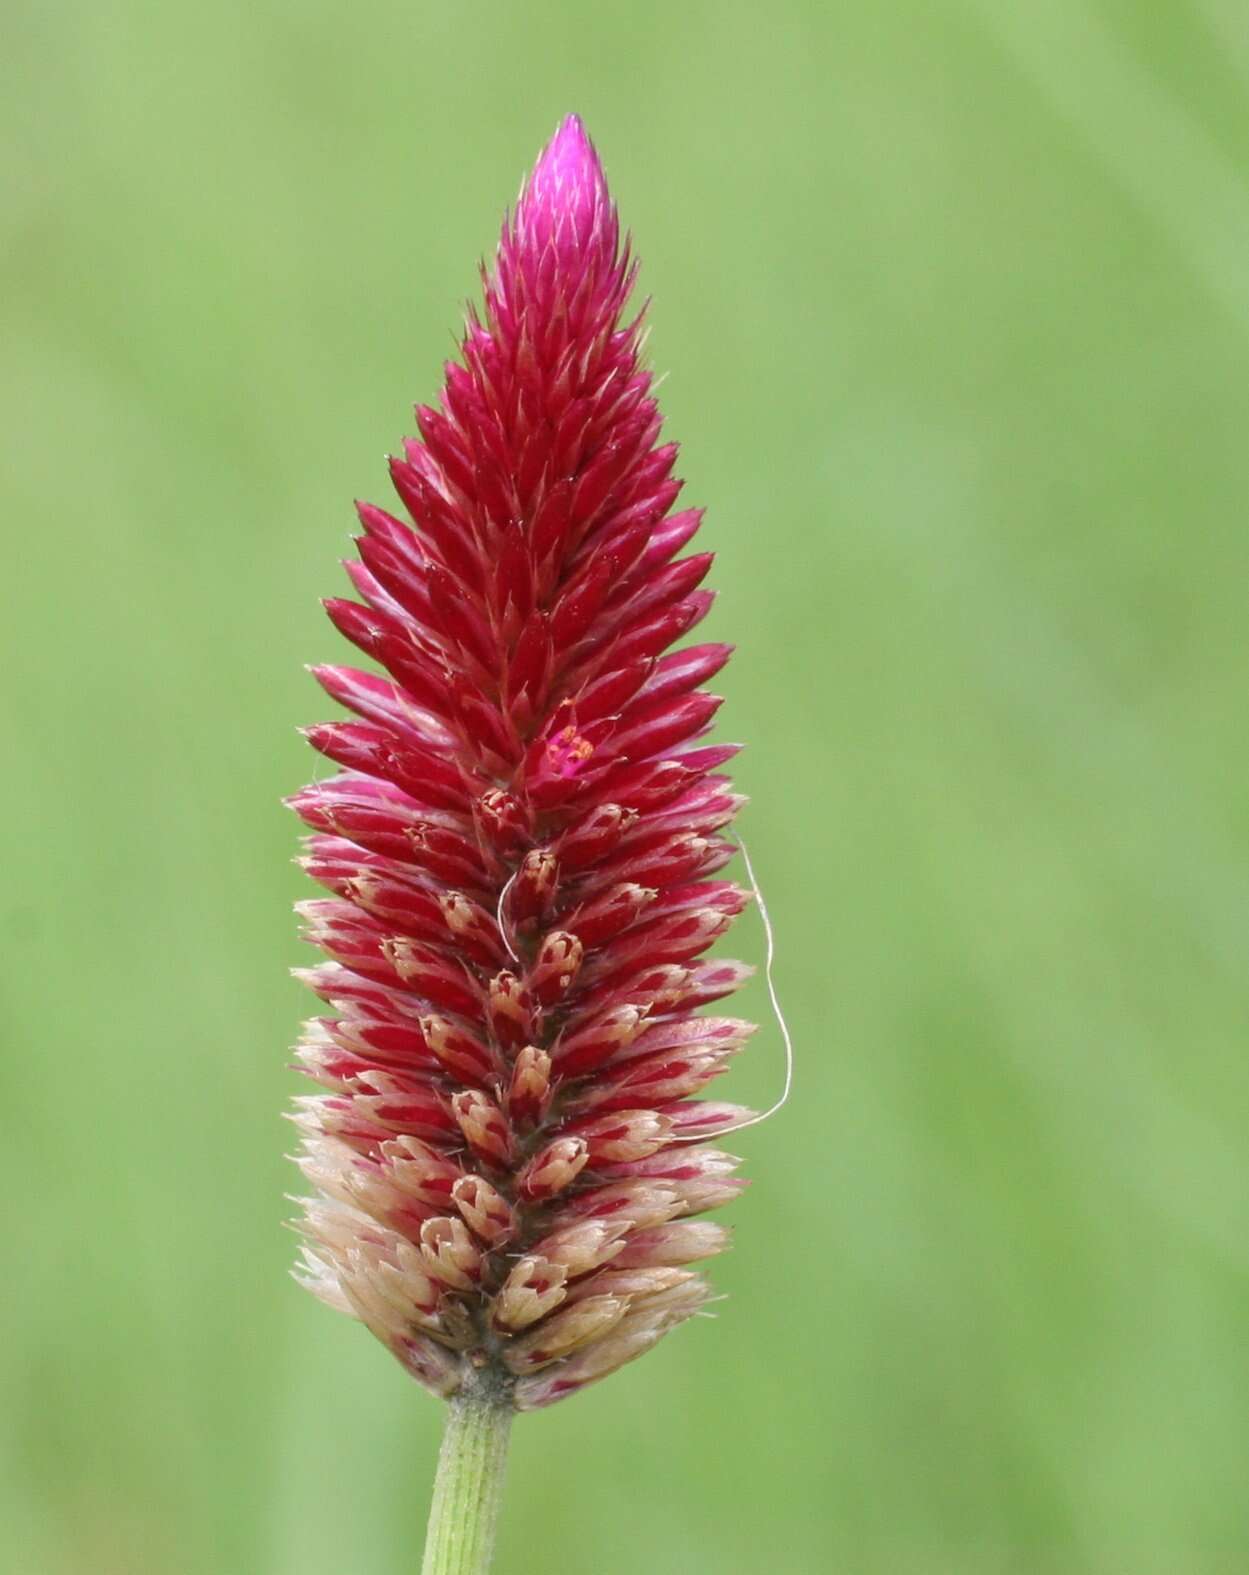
[3,1,1248,1571]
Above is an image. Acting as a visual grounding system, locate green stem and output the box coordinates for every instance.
[420,1381,514,1575]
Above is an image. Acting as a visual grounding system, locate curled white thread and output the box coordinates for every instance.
[671,830,793,1143]
[496,867,522,964]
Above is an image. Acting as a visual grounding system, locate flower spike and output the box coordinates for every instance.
[289,116,755,1413]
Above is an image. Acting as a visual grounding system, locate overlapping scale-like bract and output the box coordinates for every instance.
[289,116,755,1410]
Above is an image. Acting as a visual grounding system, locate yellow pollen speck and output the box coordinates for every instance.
[546,725,595,776]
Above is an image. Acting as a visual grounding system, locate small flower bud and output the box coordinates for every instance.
[403,822,485,888]
[686,958,756,1008]
[554,1180,683,1233]
[507,1046,552,1127]
[419,1014,496,1084]
[437,890,505,966]
[555,803,637,870]
[381,937,479,1016]
[610,1221,731,1268]
[670,1174,746,1212]
[451,1174,514,1246]
[518,1136,589,1200]
[494,1255,568,1331]
[450,1088,514,1166]
[472,788,530,854]
[509,849,559,922]
[532,1218,632,1278]
[486,971,533,1049]
[504,1295,628,1373]
[553,1004,648,1075]
[559,883,658,947]
[573,1108,673,1164]
[528,930,583,1004]
[418,1216,483,1290]
[562,1266,695,1307]
[378,1135,462,1207]
[607,962,694,1015]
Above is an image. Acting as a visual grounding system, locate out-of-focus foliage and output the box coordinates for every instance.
[2,3,1247,1571]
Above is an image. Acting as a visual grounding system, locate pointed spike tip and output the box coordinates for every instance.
[540,114,601,187]
[521,114,609,243]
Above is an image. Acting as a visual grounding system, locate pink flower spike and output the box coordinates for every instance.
[287,118,757,1413]
[517,114,611,258]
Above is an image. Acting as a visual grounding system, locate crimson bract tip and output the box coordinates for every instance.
[517,114,610,256]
